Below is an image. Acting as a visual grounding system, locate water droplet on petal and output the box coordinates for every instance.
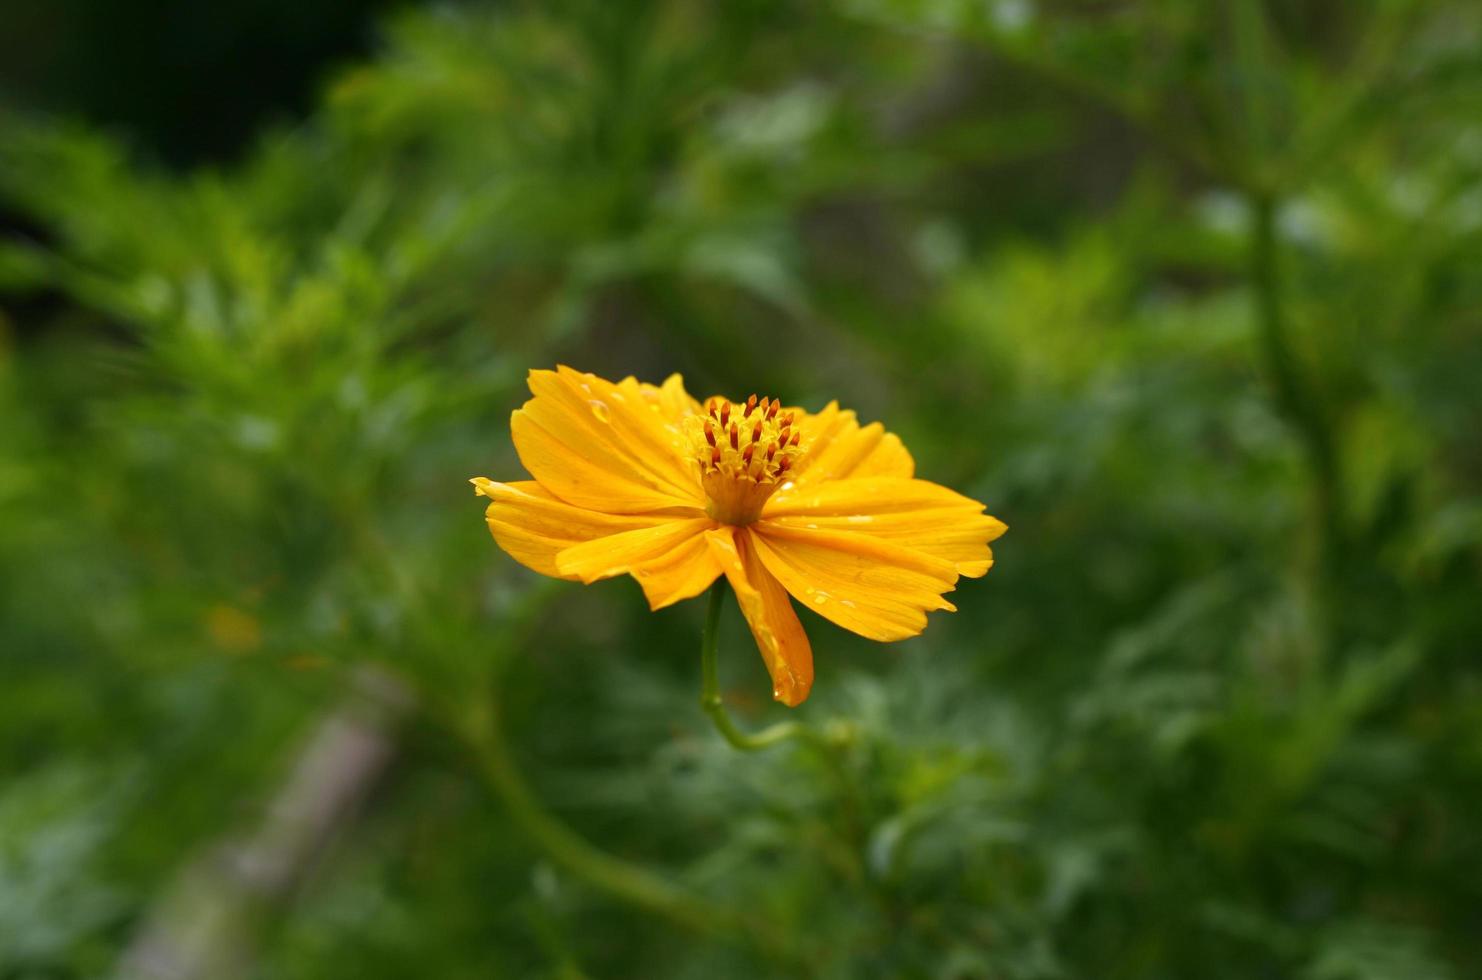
[839,599,857,609]
[589,399,611,423]
[812,591,830,605]
[805,523,819,530]
[847,514,874,524]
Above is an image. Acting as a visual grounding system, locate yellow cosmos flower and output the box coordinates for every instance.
[471,367,1006,707]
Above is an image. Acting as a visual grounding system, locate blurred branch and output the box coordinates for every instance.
[463,698,731,937]
[450,582,751,944]
[452,581,817,965]
[116,666,414,980]
[973,34,1227,183]
[1249,192,1344,604]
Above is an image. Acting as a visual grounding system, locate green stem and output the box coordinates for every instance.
[699,581,815,751]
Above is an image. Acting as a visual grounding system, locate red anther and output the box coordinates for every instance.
[720,402,731,427]
[790,430,801,447]
[766,443,777,461]
[751,421,762,443]
[703,421,716,446]
[780,412,794,427]
[729,424,739,449]
[765,401,779,420]
[777,456,792,473]
[709,446,721,467]
[742,444,755,465]
[745,393,758,416]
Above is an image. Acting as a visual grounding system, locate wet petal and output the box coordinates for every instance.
[555,517,715,585]
[762,476,1006,577]
[705,526,814,706]
[634,372,703,425]
[790,401,914,485]
[749,522,960,642]
[512,367,704,513]
[472,478,679,579]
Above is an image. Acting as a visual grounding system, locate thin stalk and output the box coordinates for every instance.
[1250,192,1345,617]
[699,582,816,752]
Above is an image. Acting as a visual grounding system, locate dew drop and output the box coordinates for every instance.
[806,523,819,530]
[839,599,857,609]
[812,590,830,605]
[588,399,611,423]
[579,382,592,393]
[846,514,874,524]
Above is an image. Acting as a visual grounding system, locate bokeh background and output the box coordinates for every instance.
[3,1,1481,977]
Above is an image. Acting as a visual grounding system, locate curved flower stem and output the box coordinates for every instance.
[699,581,816,751]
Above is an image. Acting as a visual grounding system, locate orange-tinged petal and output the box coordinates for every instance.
[704,526,814,706]
[512,367,703,513]
[762,476,1007,577]
[472,478,678,580]
[749,523,959,642]
[790,401,914,484]
[555,517,715,584]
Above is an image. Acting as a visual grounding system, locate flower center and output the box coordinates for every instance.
[687,394,802,525]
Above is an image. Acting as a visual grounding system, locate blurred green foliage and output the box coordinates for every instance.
[3,1,1482,977]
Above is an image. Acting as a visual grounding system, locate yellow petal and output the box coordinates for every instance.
[472,478,678,579]
[555,517,715,585]
[559,367,701,490]
[704,526,814,707]
[762,476,1007,577]
[635,372,703,424]
[749,522,960,642]
[512,367,704,513]
[791,401,914,485]
[629,530,725,611]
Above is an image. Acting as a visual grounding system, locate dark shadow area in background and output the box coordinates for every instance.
[0,0,406,344]
[0,0,405,166]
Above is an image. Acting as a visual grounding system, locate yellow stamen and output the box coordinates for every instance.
[684,395,804,525]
